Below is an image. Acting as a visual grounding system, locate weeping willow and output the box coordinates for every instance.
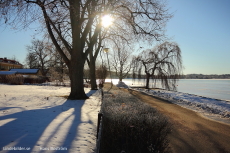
[135,42,183,91]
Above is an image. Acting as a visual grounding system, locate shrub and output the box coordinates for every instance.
[23,76,48,84]
[0,75,48,85]
[96,65,108,88]
[0,75,7,83]
[100,90,171,153]
[7,75,24,85]
[6,75,24,85]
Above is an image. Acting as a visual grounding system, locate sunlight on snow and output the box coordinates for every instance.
[0,118,17,127]
[32,108,75,151]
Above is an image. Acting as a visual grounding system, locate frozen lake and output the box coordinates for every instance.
[106,79,230,101]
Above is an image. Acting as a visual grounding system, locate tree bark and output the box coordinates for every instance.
[68,58,88,99]
[145,73,150,89]
[119,72,123,82]
[89,53,98,90]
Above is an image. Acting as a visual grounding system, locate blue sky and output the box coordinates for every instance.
[0,0,230,75]
[0,28,36,63]
[165,0,230,74]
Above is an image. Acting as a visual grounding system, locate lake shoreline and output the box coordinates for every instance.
[129,85,230,102]
[106,79,230,101]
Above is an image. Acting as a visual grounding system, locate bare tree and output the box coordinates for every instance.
[136,42,183,90]
[25,40,51,76]
[25,51,38,69]
[111,40,133,82]
[1,0,172,99]
[49,46,68,83]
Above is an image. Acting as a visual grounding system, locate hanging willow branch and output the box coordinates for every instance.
[136,42,183,90]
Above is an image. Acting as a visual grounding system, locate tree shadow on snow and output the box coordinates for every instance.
[0,90,98,153]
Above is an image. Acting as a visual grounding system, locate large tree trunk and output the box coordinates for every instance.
[119,69,122,82]
[89,54,98,90]
[67,1,88,100]
[119,75,122,82]
[145,73,150,89]
[68,58,88,99]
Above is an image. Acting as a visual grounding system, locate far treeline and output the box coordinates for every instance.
[112,73,230,79]
[180,74,230,79]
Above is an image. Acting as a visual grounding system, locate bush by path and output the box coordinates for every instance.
[100,84,171,153]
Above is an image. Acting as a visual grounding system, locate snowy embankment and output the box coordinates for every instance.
[116,81,129,89]
[0,84,101,153]
[116,81,230,120]
[133,88,230,119]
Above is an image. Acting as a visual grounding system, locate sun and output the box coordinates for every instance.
[101,15,114,27]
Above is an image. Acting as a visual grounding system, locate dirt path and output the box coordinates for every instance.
[123,89,230,153]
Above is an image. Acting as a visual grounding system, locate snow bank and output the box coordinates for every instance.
[116,81,129,88]
[133,88,230,119]
[0,84,101,153]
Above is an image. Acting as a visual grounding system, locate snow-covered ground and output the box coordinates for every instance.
[0,84,101,153]
[133,88,230,123]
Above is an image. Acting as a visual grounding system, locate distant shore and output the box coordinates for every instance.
[180,74,230,79]
[106,71,230,79]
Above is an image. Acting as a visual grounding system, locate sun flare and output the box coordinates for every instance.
[101,15,113,27]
